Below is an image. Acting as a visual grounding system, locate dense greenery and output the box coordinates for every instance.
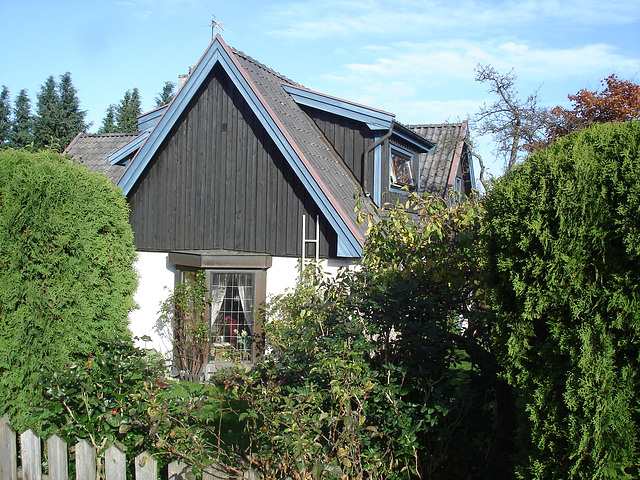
[0,149,138,427]
[33,73,87,150]
[237,192,513,479]
[98,88,142,134]
[0,86,10,144]
[155,81,177,108]
[483,120,640,479]
[35,338,245,477]
[10,89,34,149]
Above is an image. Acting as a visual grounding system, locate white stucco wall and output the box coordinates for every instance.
[129,251,176,355]
[129,252,358,355]
[265,257,357,299]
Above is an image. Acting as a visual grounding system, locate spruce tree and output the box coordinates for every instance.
[33,76,60,150]
[0,86,10,147]
[155,81,176,108]
[98,104,118,134]
[115,88,141,132]
[10,89,34,149]
[58,72,87,147]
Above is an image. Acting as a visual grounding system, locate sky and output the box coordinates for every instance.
[1,0,639,178]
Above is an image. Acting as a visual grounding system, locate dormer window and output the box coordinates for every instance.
[390,146,415,191]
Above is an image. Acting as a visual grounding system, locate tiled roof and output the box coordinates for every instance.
[231,47,372,243]
[64,133,142,185]
[408,123,467,194]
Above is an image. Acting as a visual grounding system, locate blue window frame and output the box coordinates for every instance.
[389,145,416,191]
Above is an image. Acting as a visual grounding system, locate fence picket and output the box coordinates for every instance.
[21,429,42,480]
[168,459,190,479]
[47,435,68,480]
[243,469,260,479]
[75,439,96,480]
[203,462,235,480]
[0,419,264,480]
[104,444,126,480]
[0,420,17,480]
[135,451,157,480]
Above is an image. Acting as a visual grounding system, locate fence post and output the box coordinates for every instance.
[0,419,17,480]
[20,429,42,480]
[104,444,126,480]
[135,451,157,480]
[47,435,68,480]
[75,439,96,480]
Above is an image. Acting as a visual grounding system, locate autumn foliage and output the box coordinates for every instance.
[546,74,640,143]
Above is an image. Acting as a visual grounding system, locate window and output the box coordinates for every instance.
[454,176,463,195]
[390,146,415,190]
[210,272,255,362]
[168,251,271,371]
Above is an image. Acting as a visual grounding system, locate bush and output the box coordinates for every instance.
[483,121,640,479]
[0,149,138,427]
[36,339,246,477]
[239,193,514,479]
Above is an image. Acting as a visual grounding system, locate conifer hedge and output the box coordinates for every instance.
[483,121,640,479]
[0,149,138,426]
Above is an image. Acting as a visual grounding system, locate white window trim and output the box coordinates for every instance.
[389,144,416,192]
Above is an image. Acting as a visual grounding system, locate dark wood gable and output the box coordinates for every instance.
[298,106,428,206]
[300,105,376,190]
[128,64,336,257]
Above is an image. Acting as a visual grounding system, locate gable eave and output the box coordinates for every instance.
[118,35,363,258]
[283,84,394,130]
[108,132,148,165]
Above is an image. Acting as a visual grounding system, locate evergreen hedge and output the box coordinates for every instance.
[0,149,138,426]
[483,121,640,479]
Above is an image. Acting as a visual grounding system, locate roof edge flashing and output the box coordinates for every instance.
[283,84,393,130]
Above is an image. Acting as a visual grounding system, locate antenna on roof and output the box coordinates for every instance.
[207,15,225,40]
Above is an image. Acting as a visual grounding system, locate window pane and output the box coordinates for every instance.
[391,150,414,187]
[210,272,254,361]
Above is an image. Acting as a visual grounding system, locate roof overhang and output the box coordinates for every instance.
[117,35,363,258]
[108,132,148,166]
[283,84,394,130]
[392,122,436,153]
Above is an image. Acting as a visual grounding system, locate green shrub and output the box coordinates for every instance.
[36,339,245,476]
[483,121,640,479]
[0,148,138,427]
[239,193,514,479]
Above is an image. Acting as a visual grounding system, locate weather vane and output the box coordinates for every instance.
[207,15,225,40]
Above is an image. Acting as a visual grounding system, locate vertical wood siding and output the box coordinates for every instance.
[300,105,375,189]
[128,64,335,257]
[300,106,423,206]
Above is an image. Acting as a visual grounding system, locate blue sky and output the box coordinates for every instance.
[1,0,639,177]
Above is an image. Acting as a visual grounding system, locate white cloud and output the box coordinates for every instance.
[264,0,640,40]
[323,39,638,89]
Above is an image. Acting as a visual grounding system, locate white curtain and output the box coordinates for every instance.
[238,275,254,336]
[210,274,229,342]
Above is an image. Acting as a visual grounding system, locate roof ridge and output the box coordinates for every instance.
[230,46,304,88]
[82,132,140,138]
[407,123,464,128]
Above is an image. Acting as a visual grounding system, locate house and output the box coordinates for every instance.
[65,35,473,372]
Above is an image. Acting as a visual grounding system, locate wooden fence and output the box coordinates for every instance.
[0,418,259,480]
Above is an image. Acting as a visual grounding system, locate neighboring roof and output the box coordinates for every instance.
[408,122,468,194]
[118,35,416,258]
[64,132,143,185]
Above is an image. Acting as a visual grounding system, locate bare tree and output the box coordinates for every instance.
[472,65,550,173]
